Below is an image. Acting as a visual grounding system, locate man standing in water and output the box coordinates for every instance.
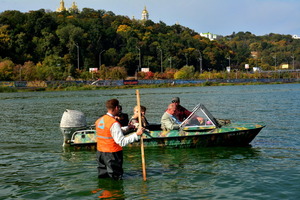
[95,99,144,180]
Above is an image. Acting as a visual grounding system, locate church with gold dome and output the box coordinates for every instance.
[56,1,149,20]
[141,6,149,21]
[57,0,79,13]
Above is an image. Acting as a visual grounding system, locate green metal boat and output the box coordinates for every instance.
[61,104,265,148]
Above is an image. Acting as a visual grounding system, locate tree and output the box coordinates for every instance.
[21,61,37,81]
[0,25,11,60]
[32,31,58,59]
[0,60,14,80]
[174,65,195,79]
[118,52,137,75]
[98,65,108,80]
[37,55,65,80]
[104,48,118,66]
[109,67,127,80]
[56,24,85,71]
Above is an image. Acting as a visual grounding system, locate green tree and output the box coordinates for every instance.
[174,65,195,79]
[104,48,118,66]
[118,52,137,75]
[56,24,85,72]
[0,25,11,52]
[38,55,65,80]
[32,31,58,59]
[109,67,127,80]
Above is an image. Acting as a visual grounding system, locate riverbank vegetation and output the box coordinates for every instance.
[1,79,299,93]
[1,8,300,82]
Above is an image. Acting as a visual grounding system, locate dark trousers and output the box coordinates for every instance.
[97,150,123,180]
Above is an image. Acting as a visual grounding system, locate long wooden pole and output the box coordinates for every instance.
[136,89,147,181]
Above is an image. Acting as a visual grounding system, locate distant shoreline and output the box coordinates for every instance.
[1,79,299,93]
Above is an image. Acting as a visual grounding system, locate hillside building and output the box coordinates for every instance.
[292,35,300,39]
[141,6,149,21]
[57,0,66,12]
[69,2,79,13]
[200,32,221,40]
[57,0,79,13]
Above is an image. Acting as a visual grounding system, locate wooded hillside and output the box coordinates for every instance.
[1,8,299,81]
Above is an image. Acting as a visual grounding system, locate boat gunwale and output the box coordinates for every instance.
[143,125,265,140]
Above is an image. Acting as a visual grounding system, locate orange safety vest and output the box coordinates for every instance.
[95,114,123,152]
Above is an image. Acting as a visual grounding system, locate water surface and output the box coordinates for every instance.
[1,84,299,199]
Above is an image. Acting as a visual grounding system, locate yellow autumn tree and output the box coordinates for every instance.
[116,24,131,33]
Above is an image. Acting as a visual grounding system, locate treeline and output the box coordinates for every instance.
[1,8,300,81]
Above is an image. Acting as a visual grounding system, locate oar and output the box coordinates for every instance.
[136,89,147,181]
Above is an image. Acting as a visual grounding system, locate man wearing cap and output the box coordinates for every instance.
[95,99,144,180]
[171,97,192,122]
[171,97,204,124]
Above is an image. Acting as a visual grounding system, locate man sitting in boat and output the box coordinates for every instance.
[161,104,181,131]
[171,97,204,124]
[115,105,129,126]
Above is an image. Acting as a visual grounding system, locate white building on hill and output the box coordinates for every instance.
[292,35,300,39]
[200,32,221,40]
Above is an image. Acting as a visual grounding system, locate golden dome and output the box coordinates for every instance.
[56,0,66,12]
[141,6,149,20]
[142,6,148,14]
[69,2,79,12]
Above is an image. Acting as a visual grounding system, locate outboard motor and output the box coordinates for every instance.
[60,109,87,146]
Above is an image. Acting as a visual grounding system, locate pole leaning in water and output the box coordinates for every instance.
[136,89,147,181]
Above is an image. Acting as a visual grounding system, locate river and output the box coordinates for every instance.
[0,84,299,199]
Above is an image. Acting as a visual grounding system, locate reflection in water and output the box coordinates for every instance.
[92,179,125,199]
[61,148,96,162]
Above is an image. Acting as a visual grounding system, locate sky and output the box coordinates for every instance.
[1,0,300,36]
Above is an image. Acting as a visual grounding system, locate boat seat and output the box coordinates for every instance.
[148,123,162,131]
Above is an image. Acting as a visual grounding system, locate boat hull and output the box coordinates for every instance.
[130,127,263,148]
[68,122,265,149]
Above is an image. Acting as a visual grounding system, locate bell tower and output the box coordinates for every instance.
[141,6,149,21]
[57,0,66,12]
[69,2,79,13]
